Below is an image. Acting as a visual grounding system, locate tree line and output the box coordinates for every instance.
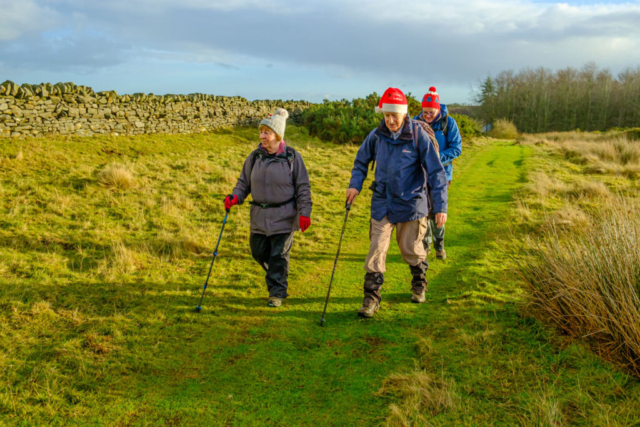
[476,63,640,133]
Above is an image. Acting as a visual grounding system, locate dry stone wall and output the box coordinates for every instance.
[0,81,313,138]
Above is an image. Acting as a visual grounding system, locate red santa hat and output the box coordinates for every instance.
[421,87,440,109]
[374,87,408,114]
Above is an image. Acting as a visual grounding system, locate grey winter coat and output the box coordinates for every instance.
[232,143,312,236]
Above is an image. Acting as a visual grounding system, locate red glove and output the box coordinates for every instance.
[299,216,311,232]
[224,194,239,210]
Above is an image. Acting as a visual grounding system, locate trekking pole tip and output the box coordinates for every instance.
[319,318,325,327]
[195,306,202,313]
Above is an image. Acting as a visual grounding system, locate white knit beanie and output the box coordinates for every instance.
[259,108,289,139]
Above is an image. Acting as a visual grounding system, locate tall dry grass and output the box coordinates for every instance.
[97,163,136,189]
[519,131,640,178]
[519,197,640,376]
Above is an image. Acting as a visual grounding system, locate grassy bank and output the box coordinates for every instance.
[1,127,640,425]
[515,131,640,380]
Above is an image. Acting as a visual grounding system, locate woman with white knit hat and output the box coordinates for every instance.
[224,108,313,307]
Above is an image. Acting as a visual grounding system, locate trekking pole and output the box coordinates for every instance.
[195,208,230,313]
[319,202,352,327]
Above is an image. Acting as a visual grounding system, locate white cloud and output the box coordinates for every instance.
[0,0,60,40]
[2,0,640,99]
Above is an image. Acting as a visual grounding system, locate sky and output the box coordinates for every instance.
[1,0,639,103]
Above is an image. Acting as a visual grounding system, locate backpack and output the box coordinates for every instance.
[250,146,295,173]
[247,146,297,208]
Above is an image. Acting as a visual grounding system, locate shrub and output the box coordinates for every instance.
[489,119,519,139]
[301,94,380,144]
[97,163,135,189]
[450,113,482,139]
[303,93,481,144]
[519,197,640,377]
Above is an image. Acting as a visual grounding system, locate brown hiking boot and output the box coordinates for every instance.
[267,297,282,307]
[436,249,447,260]
[358,298,380,318]
[411,289,426,304]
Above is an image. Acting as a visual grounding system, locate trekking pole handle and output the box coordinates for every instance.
[345,202,352,211]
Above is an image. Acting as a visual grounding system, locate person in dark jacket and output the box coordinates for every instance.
[224,108,313,307]
[346,88,449,318]
[414,87,462,260]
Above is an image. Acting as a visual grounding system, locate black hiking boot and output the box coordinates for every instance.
[409,261,428,304]
[358,272,384,318]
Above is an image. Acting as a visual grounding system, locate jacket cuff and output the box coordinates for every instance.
[433,204,448,214]
[232,191,244,204]
[299,208,312,218]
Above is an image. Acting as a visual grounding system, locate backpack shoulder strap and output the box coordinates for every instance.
[285,146,295,173]
[250,149,261,171]
[442,116,449,139]
[369,132,379,171]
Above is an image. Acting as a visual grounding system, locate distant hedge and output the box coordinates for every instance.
[303,93,481,144]
[450,113,483,139]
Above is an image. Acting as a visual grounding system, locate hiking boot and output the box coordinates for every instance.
[411,289,426,304]
[409,261,428,303]
[436,249,447,260]
[358,298,380,318]
[267,297,282,307]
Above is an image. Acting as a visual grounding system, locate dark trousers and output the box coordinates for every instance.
[250,232,294,298]
[424,181,452,252]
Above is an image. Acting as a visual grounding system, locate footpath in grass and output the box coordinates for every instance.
[3,133,640,425]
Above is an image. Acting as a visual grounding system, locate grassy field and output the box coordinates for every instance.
[2,126,640,425]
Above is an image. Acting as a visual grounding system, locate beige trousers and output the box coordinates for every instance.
[364,216,428,273]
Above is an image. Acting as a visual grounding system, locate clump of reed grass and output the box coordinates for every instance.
[519,197,640,376]
[378,368,458,425]
[97,163,136,189]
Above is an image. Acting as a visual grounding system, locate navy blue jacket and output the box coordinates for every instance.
[414,104,462,181]
[349,116,448,224]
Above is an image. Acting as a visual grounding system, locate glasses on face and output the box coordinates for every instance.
[423,110,438,116]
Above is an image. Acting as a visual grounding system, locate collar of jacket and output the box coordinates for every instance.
[257,140,287,157]
[413,104,449,129]
[375,114,415,143]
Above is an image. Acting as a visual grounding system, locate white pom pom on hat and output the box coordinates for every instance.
[374,87,408,114]
[273,108,289,119]
[259,108,289,139]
